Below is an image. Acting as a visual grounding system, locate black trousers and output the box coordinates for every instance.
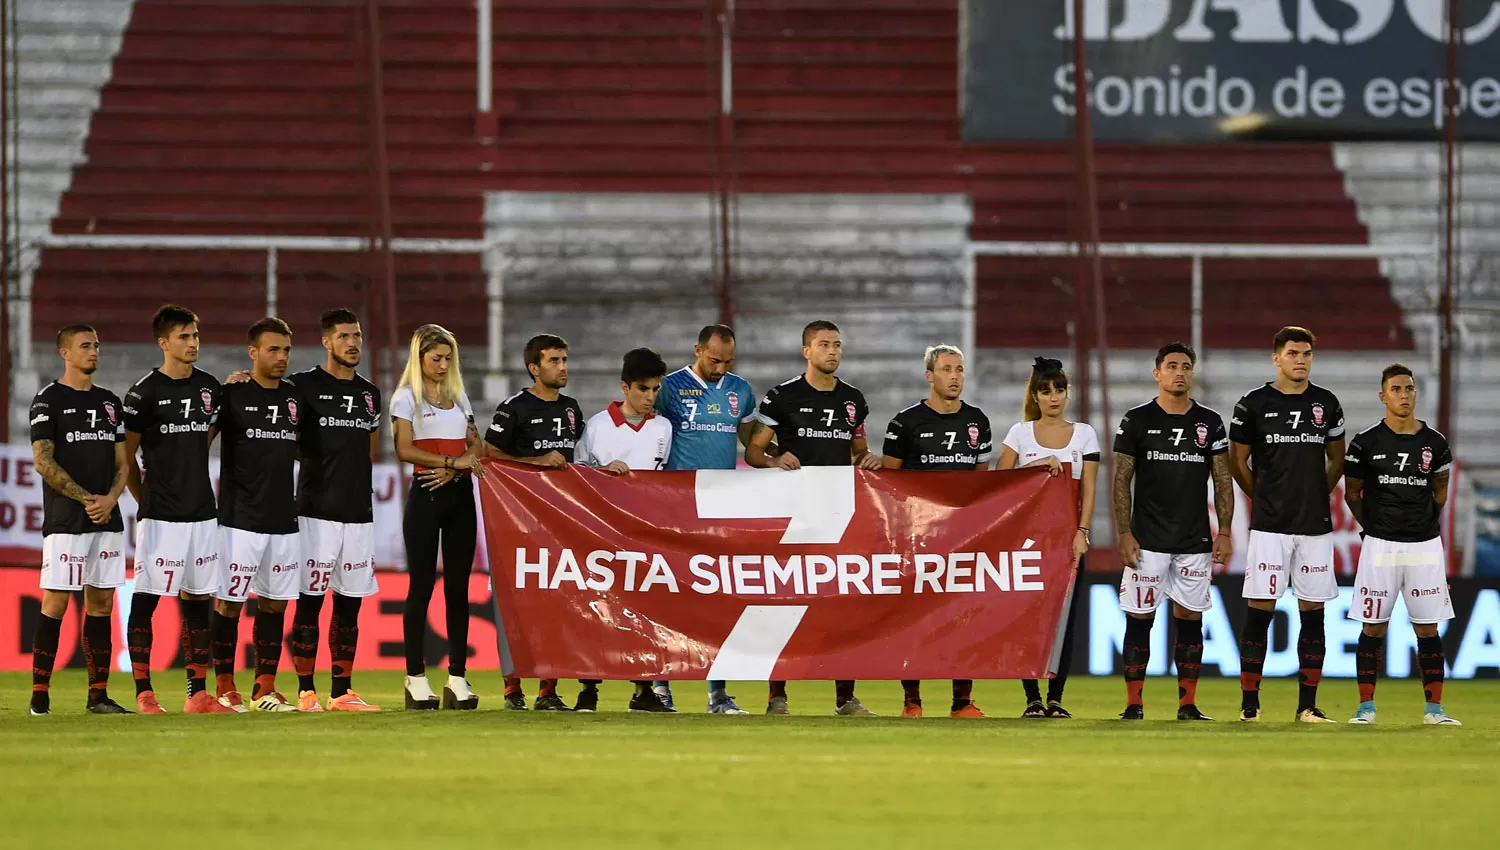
[1022,558,1082,704]
[402,479,476,677]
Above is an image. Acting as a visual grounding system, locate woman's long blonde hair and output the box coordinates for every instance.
[397,323,465,411]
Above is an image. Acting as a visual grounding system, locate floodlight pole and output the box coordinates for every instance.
[1071,0,1112,537]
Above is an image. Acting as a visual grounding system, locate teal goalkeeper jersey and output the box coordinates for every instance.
[656,366,756,470]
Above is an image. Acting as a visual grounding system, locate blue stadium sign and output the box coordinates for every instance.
[963,0,1500,141]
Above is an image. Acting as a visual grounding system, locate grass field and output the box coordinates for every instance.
[3,673,1495,849]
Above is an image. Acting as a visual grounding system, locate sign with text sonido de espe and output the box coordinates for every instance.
[963,0,1500,142]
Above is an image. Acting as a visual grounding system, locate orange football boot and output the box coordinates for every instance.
[327,691,381,712]
[136,690,166,714]
[184,691,237,714]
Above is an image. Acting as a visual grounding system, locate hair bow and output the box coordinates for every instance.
[1032,357,1063,372]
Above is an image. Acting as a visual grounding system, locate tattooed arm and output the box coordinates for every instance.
[1432,470,1451,509]
[1113,453,1139,568]
[33,439,94,504]
[1211,452,1235,565]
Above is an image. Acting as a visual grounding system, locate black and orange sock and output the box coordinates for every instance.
[538,678,558,699]
[180,598,211,697]
[1297,607,1326,711]
[901,679,922,704]
[251,609,285,700]
[1123,615,1151,707]
[1417,635,1445,706]
[1239,606,1273,711]
[503,676,524,697]
[292,593,323,693]
[1174,616,1203,708]
[31,613,62,709]
[83,614,112,704]
[127,593,158,695]
[1356,631,1383,703]
[211,609,239,696]
[329,593,361,698]
[768,680,788,701]
[952,679,973,708]
[835,680,856,706]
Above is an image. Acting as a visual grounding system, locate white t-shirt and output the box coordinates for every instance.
[576,402,673,471]
[1000,420,1101,480]
[390,385,474,470]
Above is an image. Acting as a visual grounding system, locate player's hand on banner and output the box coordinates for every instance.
[1212,532,1233,566]
[529,450,568,470]
[452,453,485,477]
[417,467,457,490]
[83,493,115,524]
[774,451,801,471]
[604,460,631,476]
[855,451,883,471]
[224,370,251,384]
[1026,456,1063,477]
[1118,530,1141,569]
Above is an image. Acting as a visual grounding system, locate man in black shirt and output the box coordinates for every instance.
[123,305,234,714]
[1228,326,1345,723]
[1112,342,1233,722]
[1344,364,1459,726]
[748,319,882,717]
[882,343,992,719]
[484,333,585,710]
[211,317,303,714]
[288,309,383,712]
[28,325,131,715]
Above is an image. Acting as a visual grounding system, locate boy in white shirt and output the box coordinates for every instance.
[574,347,675,712]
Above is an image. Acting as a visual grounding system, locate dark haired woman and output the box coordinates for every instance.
[996,357,1100,718]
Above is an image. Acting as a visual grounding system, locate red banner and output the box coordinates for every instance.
[478,464,1079,680]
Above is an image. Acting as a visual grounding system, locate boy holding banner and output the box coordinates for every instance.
[573,347,677,713]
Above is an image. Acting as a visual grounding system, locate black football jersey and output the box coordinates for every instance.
[122,368,220,522]
[218,379,302,534]
[756,376,869,467]
[882,400,993,470]
[1345,421,1451,543]
[485,389,585,462]
[29,381,126,535]
[1114,399,1227,554]
[1229,382,1345,536]
[292,367,381,524]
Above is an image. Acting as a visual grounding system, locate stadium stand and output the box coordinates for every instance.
[21,0,1490,473]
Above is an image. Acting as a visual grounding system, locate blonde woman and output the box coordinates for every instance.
[996,357,1099,719]
[390,324,484,710]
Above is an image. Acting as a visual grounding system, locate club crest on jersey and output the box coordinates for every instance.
[1311,403,1325,427]
[1195,423,1208,448]
[200,388,214,413]
[967,424,980,448]
[287,399,299,425]
[1421,447,1433,473]
[567,408,577,432]
[363,391,375,415]
[103,402,117,425]
[727,392,740,417]
[844,401,857,425]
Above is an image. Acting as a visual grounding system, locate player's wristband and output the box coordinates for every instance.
[444,456,453,470]
[1077,526,1090,544]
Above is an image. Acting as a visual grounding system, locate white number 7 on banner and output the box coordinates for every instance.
[694,467,856,545]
